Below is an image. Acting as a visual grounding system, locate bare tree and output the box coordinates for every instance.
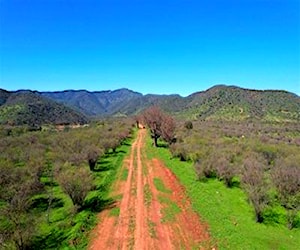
[215,156,236,188]
[142,106,176,147]
[241,156,269,223]
[161,115,176,144]
[84,146,103,171]
[271,159,300,229]
[56,164,93,209]
[0,166,41,250]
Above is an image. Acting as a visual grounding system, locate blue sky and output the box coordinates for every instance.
[0,0,299,96]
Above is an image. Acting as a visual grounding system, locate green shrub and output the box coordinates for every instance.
[262,206,287,226]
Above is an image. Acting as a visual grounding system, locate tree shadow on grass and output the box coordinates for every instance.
[157,143,168,148]
[31,228,67,250]
[121,142,131,146]
[30,197,64,212]
[92,163,113,172]
[116,150,126,154]
[83,195,116,213]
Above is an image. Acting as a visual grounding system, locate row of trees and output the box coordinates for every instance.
[0,119,133,249]
[170,120,300,229]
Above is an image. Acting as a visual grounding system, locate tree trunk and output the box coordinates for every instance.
[255,208,264,223]
[153,135,158,147]
[88,159,96,171]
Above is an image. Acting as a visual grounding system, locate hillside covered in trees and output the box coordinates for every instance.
[0,89,89,127]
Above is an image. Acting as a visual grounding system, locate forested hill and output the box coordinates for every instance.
[1,85,299,125]
[181,85,300,121]
[0,89,89,126]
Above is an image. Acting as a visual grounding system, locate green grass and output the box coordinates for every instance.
[121,168,129,181]
[109,207,120,217]
[112,194,123,201]
[158,195,181,223]
[146,136,300,250]
[144,184,152,207]
[153,177,172,194]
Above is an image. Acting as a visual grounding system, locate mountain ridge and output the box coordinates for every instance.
[1,85,299,125]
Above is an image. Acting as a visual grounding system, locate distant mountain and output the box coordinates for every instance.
[40,89,189,117]
[1,85,299,125]
[40,85,300,122]
[40,88,143,116]
[0,89,89,126]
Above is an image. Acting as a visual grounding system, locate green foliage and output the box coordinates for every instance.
[158,195,181,223]
[121,168,129,181]
[262,206,287,226]
[109,207,120,217]
[153,178,172,194]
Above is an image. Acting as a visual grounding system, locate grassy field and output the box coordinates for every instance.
[146,137,300,250]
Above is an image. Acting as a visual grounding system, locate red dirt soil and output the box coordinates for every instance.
[89,129,214,250]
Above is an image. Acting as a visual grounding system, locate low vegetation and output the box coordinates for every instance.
[146,132,300,249]
[146,119,300,249]
[0,118,133,249]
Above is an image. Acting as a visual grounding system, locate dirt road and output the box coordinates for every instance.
[89,129,212,249]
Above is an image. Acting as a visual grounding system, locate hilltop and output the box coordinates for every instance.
[0,89,89,126]
[182,85,300,121]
